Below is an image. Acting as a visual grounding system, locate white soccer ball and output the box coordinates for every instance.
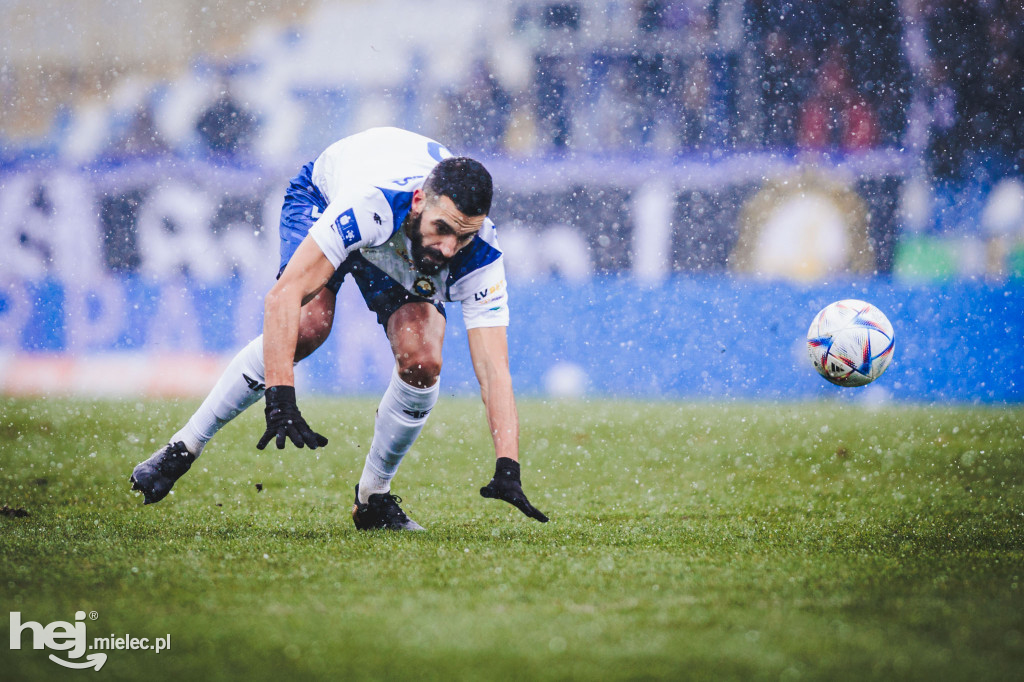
[807,299,895,387]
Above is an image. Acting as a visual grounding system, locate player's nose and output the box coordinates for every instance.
[438,236,458,259]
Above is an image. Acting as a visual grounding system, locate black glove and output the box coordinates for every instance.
[256,385,328,450]
[480,457,549,523]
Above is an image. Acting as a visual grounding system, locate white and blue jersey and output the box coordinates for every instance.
[278,127,509,329]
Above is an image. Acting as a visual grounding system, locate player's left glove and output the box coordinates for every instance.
[480,457,549,523]
[256,385,328,450]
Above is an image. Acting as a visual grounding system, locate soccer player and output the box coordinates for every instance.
[130,127,548,530]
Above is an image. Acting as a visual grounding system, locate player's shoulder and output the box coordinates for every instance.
[477,218,500,248]
[330,185,403,247]
[448,220,503,281]
[345,181,421,227]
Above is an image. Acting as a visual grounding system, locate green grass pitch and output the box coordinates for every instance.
[2,397,1023,680]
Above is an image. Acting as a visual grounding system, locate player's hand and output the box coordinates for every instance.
[480,457,549,523]
[256,385,328,450]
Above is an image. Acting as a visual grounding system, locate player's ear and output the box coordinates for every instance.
[411,188,426,213]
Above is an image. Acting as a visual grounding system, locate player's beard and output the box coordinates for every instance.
[405,210,448,275]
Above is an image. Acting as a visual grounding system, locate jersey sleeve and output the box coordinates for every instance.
[308,184,395,267]
[449,256,510,329]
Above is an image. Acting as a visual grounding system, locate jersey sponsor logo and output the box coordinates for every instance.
[373,212,382,225]
[413,277,436,298]
[473,279,506,302]
[333,209,361,247]
[242,373,265,392]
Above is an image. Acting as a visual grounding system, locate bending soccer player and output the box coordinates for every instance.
[130,127,548,530]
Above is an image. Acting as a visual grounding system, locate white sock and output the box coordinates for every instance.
[358,366,439,503]
[170,335,266,457]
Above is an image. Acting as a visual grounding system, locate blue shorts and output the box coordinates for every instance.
[278,162,445,329]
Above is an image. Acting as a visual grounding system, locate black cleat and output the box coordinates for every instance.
[351,484,425,531]
[130,441,196,505]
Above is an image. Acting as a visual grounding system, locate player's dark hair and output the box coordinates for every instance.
[423,157,492,216]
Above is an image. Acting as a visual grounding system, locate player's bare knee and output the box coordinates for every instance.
[294,293,335,361]
[397,353,441,387]
[294,336,319,362]
[295,321,332,361]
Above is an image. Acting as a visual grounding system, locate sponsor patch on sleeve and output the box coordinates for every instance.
[333,209,361,248]
[472,279,506,304]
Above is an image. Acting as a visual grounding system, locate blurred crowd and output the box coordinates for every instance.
[2,0,1023,282]
[3,0,1021,176]
[443,0,1024,181]
[912,0,1024,181]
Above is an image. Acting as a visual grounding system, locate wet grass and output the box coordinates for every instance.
[1,397,1022,681]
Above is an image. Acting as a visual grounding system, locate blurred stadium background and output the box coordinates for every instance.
[0,0,1021,402]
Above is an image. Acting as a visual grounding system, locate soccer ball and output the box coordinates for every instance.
[807,299,895,387]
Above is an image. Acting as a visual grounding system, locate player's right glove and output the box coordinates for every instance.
[256,385,328,450]
[480,457,549,523]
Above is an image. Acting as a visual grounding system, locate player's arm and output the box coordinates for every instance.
[469,325,548,523]
[468,325,518,460]
[264,236,335,387]
[257,236,336,451]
